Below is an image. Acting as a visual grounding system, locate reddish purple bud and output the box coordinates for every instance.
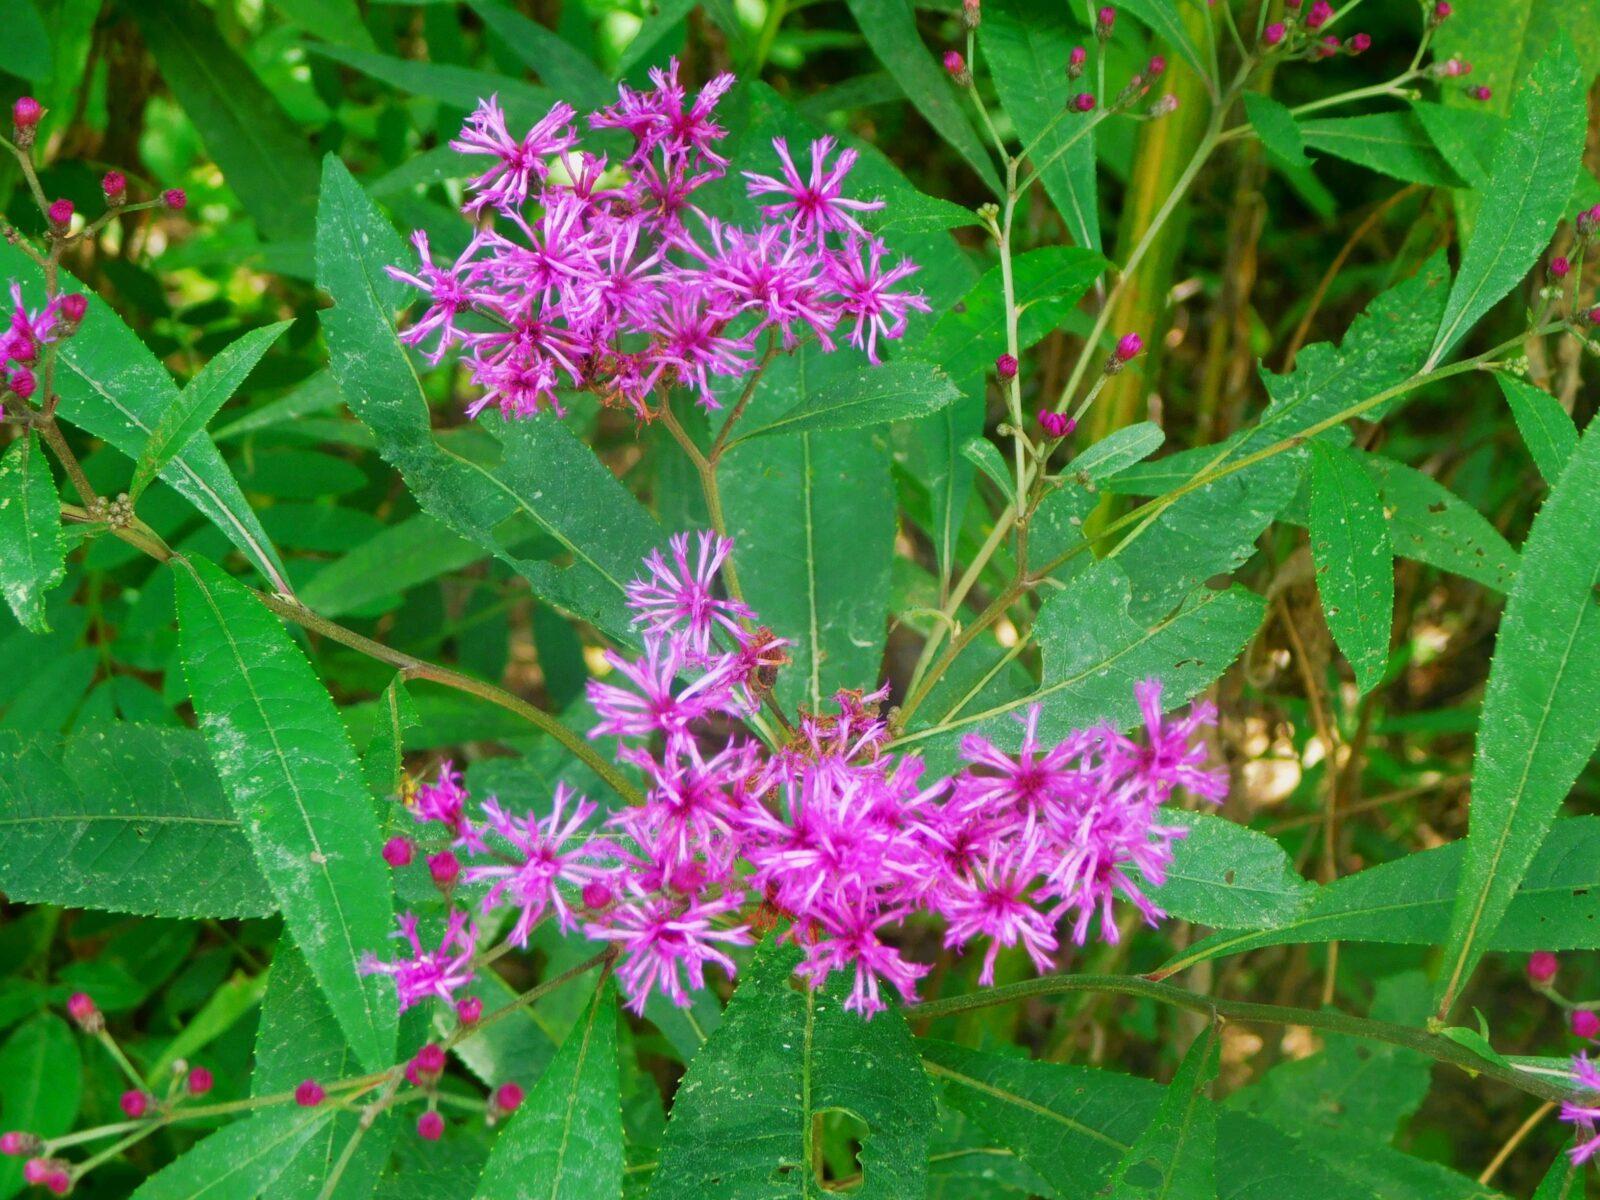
[1,1133,40,1158]
[11,97,42,130]
[187,1067,214,1096]
[8,368,37,401]
[1432,0,1451,18]
[162,188,187,211]
[581,880,613,910]
[412,1043,447,1079]
[66,992,99,1031]
[295,1080,325,1108]
[1305,0,1332,28]
[23,1161,50,1186]
[1457,59,1473,76]
[1095,5,1115,37]
[1071,93,1097,113]
[45,1172,70,1197]
[1068,45,1088,79]
[1587,305,1600,325]
[1550,255,1572,279]
[1468,85,1492,101]
[59,294,86,324]
[943,50,965,77]
[1146,55,1166,76]
[1114,332,1144,361]
[381,836,414,868]
[120,1091,150,1120]
[1573,1010,1600,1039]
[995,353,1018,380]
[456,996,484,1024]
[1262,21,1286,46]
[417,1112,445,1142]
[1529,952,1559,985]
[1313,34,1340,58]
[493,1082,525,1115]
[1348,33,1371,54]
[47,199,73,230]
[1038,411,1074,439]
[427,850,461,889]
[962,0,981,29]
[101,171,126,202]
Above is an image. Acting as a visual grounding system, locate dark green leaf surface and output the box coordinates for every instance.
[1437,416,1600,1014]
[1110,1024,1218,1200]
[174,554,396,1070]
[651,942,935,1199]
[0,433,64,634]
[0,723,272,919]
[300,515,485,618]
[1299,111,1465,187]
[130,1109,338,1200]
[0,1015,80,1200]
[1146,813,1313,931]
[476,979,622,1200]
[1308,444,1393,695]
[1113,0,1207,81]
[739,359,960,440]
[1244,93,1311,169]
[1497,373,1578,484]
[1069,422,1164,483]
[1365,457,1519,595]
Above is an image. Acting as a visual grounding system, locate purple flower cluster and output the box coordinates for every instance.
[363,531,1225,1018]
[1,283,81,414]
[389,62,929,421]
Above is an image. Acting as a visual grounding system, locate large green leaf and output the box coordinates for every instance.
[1114,0,1207,79]
[1497,373,1578,484]
[129,0,321,244]
[1364,457,1518,595]
[1431,0,1600,123]
[316,155,663,642]
[1069,422,1164,483]
[1110,1024,1218,1200]
[469,0,613,109]
[0,0,50,82]
[737,359,960,440]
[299,515,485,618]
[721,345,897,712]
[0,433,64,634]
[131,321,293,501]
[1426,40,1586,366]
[130,1109,339,1200]
[1299,111,1465,187]
[1307,444,1393,695]
[980,0,1099,250]
[1147,813,1313,932]
[650,942,935,1200]
[476,979,622,1200]
[254,940,398,1200]
[0,242,288,592]
[0,723,272,919]
[0,1016,80,1200]
[1244,93,1311,169]
[174,554,395,1070]
[1437,416,1600,1015]
[1164,817,1600,974]
[841,0,1002,195]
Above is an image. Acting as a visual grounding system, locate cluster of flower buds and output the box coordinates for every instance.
[1260,0,1369,59]
[388,61,929,422]
[1526,954,1600,1163]
[362,530,1225,1019]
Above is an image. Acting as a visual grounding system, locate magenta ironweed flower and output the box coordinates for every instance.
[362,911,479,1011]
[11,97,41,130]
[410,762,472,835]
[1564,1054,1600,1163]
[460,785,604,944]
[589,888,753,1014]
[627,530,753,657]
[390,61,923,422]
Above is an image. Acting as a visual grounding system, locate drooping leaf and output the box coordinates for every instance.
[1244,93,1311,169]
[0,433,64,634]
[1426,40,1586,365]
[0,242,289,593]
[130,1109,339,1200]
[173,554,396,1070]
[1497,373,1578,484]
[650,942,935,1200]
[476,979,622,1200]
[1146,813,1314,932]
[842,0,1003,195]
[131,321,293,501]
[737,359,961,440]
[1307,444,1393,695]
[980,0,1099,250]
[962,435,1017,504]
[316,155,663,642]
[721,345,897,713]
[1299,111,1465,187]
[1436,416,1600,1015]
[0,1016,80,1200]
[1110,1023,1218,1200]
[0,724,273,919]
[129,0,321,244]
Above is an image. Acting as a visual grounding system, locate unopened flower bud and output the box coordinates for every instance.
[59,293,86,329]
[1431,0,1452,22]
[995,353,1018,380]
[1071,92,1096,113]
[66,992,101,1032]
[581,880,613,910]
[1095,5,1115,39]
[47,199,73,233]
[1587,305,1600,325]
[428,850,460,890]
[1038,410,1074,439]
[120,1091,150,1120]
[382,836,414,868]
[417,1111,444,1141]
[11,97,41,131]
[101,171,127,205]
[411,1043,447,1086]
[1146,55,1166,77]
[162,188,187,211]
[962,0,981,30]
[1550,255,1572,279]
[1528,951,1559,985]
[1068,45,1087,79]
[943,50,972,87]
[8,368,37,401]
[295,1080,325,1107]
[1348,32,1371,54]
[45,1171,70,1197]
[187,1067,214,1096]
[1313,34,1340,58]
[23,1160,51,1185]
[494,1082,524,1114]
[1114,332,1144,361]
[1,1132,40,1158]
[1468,85,1492,102]
[1574,1010,1600,1039]
[456,996,483,1025]
[1263,21,1286,47]
[1305,0,1332,29]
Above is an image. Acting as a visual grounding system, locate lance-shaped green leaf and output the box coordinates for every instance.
[651,942,935,1200]
[1498,372,1578,483]
[0,241,289,593]
[1365,456,1518,595]
[1145,813,1313,931]
[1244,93,1311,169]
[1534,1145,1584,1200]
[130,0,321,244]
[1426,40,1586,367]
[1110,1023,1218,1200]
[131,320,292,501]
[842,0,1002,195]
[1307,444,1393,695]
[130,1108,338,1200]
[980,0,1099,250]
[0,1015,80,1200]
[1436,417,1600,1015]
[1070,422,1164,483]
[1112,0,1207,81]
[0,724,272,919]
[307,43,553,122]
[468,0,612,110]
[1299,111,1465,187]
[962,435,1017,505]
[0,433,64,634]
[316,155,662,642]
[476,979,621,1200]
[174,554,396,1070]
[300,515,485,619]
[1164,816,1600,976]
[736,359,960,441]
